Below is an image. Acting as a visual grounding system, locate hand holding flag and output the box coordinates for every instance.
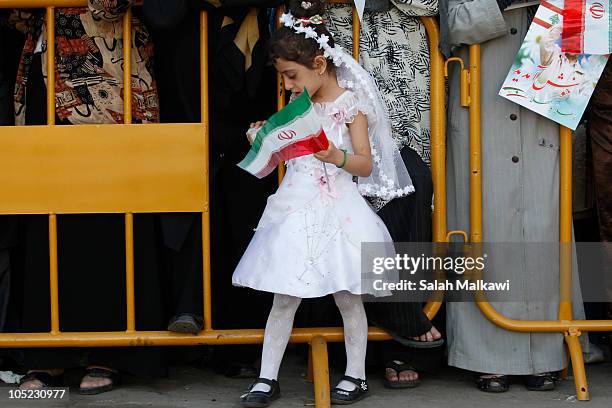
[238,90,329,178]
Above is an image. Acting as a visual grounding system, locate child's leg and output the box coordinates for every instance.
[251,293,302,392]
[333,291,368,391]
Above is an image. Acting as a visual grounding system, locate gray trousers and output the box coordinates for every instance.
[445,8,584,375]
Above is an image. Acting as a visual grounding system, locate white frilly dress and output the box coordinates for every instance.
[232,90,393,298]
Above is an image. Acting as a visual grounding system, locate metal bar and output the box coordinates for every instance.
[0,327,393,347]
[424,17,446,244]
[122,9,136,333]
[125,213,135,332]
[559,126,573,312]
[45,7,60,335]
[468,45,482,244]
[46,7,55,125]
[421,16,445,319]
[48,214,60,334]
[123,8,132,124]
[565,334,589,400]
[200,10,212,331]
[311,336,331,408]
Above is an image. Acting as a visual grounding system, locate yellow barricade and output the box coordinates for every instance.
[0,1,445,406]
[6,0,606,405]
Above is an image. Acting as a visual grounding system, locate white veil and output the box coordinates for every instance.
[279,12,414,205]
[333,47,414,202]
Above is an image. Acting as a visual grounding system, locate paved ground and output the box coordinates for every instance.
[1,351,611,408]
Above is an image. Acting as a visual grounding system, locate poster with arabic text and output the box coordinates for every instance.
[499,0,609,130]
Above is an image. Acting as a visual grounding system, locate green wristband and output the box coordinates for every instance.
[336,149,348,168]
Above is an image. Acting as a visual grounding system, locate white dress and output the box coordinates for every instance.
[232,90,393,298]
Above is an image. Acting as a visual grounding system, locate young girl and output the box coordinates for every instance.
[232,1,414,405]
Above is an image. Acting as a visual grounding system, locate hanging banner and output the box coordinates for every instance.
[499,0,609,130]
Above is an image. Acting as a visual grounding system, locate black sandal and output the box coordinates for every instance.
[476,374,510,393]
[240,377,280,407]
[383,360,420,389]
[330,375,369,405]
[525,372,555,391]
[18,371,63,389]
[78,367,121,395]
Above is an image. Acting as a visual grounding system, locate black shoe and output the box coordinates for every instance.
[240,377,280,407]
[330,375,369,405]
[167,314,203,334]
[525,373,555,391]
[476,374,510,393]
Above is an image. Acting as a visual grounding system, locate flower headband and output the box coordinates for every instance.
[279,12,376,101]
[279,12,343,66]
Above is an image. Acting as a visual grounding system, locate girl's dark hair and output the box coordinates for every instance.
[268,0,335,71]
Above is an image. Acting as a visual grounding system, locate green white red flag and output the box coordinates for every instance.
[238,90,328,178]
[536,0,612,54]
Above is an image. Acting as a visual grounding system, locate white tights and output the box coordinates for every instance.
[251,291,368,393]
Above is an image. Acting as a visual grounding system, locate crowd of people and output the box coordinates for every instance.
[0,0,609,406]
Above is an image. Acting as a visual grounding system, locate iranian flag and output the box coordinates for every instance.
[538,0,612,54]
[238,90,328,178]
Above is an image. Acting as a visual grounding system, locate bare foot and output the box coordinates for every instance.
[19,369,63,390]
[79,366,116,390]
[385,366,418,383]
[411,326,442,342]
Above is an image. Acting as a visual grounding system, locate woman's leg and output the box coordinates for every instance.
[250,293,302,392]
[333,291,368,391]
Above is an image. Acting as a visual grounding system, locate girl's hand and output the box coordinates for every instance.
[314,140,344,166]
[250,120,266,129]
[246,120,266,144]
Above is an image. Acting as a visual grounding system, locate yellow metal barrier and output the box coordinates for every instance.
[0,1,445,406]
[5,0,608,405]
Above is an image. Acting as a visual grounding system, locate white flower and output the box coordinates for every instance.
[280,13,294,27]
[317,34,329,48]
[304,26,317,39]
